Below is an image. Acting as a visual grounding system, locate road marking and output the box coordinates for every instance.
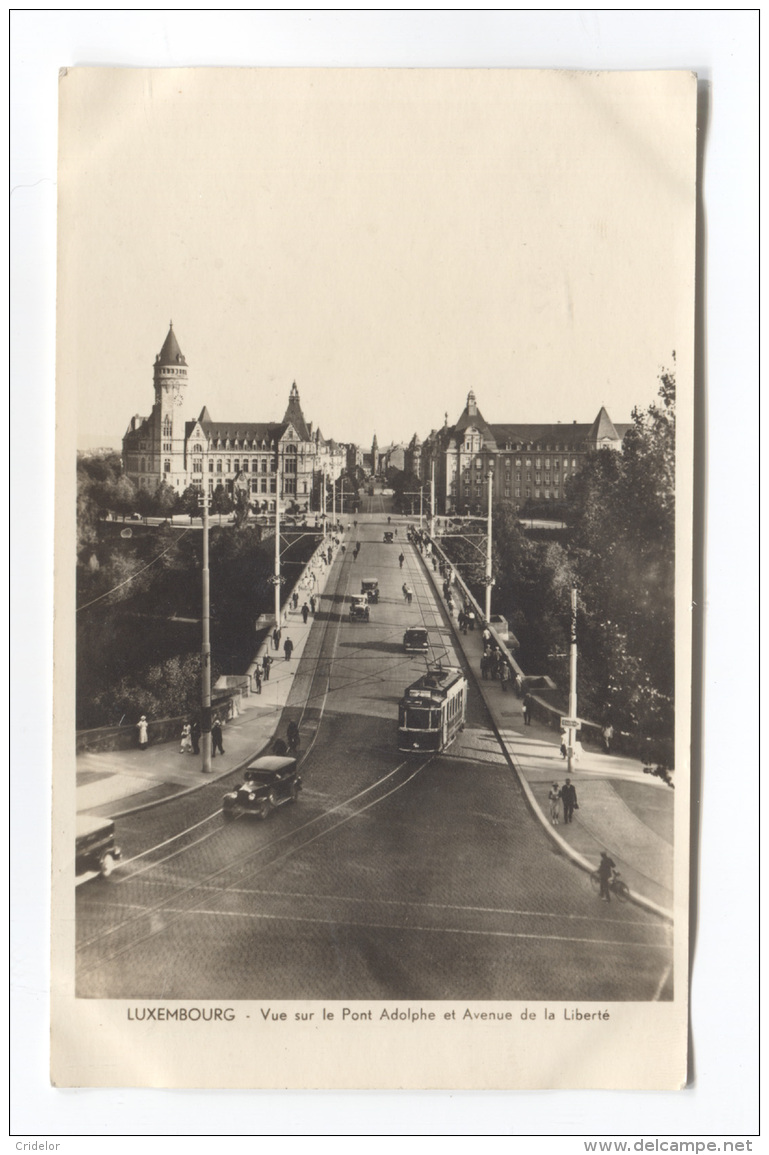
[88,899,673,951]
[133,879,668,931]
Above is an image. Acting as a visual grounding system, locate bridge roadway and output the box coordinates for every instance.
[76,509,672,1001]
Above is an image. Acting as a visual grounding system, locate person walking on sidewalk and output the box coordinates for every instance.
[262,653,273,681]
[252,666,262,695]
[310,594,316,614]
[191,718,201,754]
[399,552,405,569]
[180,722,193,754]
[272,627,281,651]
[597,850,617,902]
[405,586,413,606]
[136,715,149,750]
[602,723,614,753]
[561,778,578,824]
[287,720,300,754]
[548,782,561,825]
[301,601,310,624]
[211,717,225,758]
[283,636,294,661]
[522,694,532,725]
[498,658,510,691]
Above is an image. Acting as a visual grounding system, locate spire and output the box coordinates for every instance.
[466,389,478,416]
[156,322,187,367]
[282,381,311,441]
[588,406,620,446]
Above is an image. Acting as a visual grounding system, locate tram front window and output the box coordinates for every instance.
[402,707,434,730]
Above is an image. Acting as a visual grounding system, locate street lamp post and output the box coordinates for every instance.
[198,489,212,773]
[567,586,578,777]
[485,467,494,622]
[274,457,282,627]
[429,459,435,537]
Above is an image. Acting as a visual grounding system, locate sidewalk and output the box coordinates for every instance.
[76,538,344,819]
[419,544,674,920]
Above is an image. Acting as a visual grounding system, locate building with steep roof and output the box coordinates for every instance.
[425,391,629,515]
[122,325,337,511]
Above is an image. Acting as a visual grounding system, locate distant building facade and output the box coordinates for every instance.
[122,324,343,511]
[419,390,629,515]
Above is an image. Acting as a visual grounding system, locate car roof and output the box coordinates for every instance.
[405,627,428,636]
[362,577,378,583]
[246,755,297,772]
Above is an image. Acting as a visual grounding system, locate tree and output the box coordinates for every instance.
[210,484,235,514]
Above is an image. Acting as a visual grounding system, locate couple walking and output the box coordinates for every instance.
[547,778,578,825]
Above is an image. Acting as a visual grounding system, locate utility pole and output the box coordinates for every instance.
[332,472,336,525]
[567,586,578,777]
[199,488,212,773]
[485,467,494,622]
[430,459,435,537]
[274,457,282,629]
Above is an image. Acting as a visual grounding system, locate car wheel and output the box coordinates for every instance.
[258,800,271,820]
[267,790,278,808]
[100,853,115,878]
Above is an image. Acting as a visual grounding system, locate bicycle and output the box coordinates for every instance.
[590,868,630,902]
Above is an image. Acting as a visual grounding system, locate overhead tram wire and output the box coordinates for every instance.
[76,527,193,612]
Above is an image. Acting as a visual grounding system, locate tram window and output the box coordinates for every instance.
[406,708,432,730]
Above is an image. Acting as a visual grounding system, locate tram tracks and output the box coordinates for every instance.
[77,753,434,976]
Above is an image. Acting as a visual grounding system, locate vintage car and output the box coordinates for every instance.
[403,626,429,653]
[76,814,122,878]
[349,594,370,622]
[222,756,302,820]
[361,578,379,603]
[383,531,394,544]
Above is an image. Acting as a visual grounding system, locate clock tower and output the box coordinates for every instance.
[151,321,189,491]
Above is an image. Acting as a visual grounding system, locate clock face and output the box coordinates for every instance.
[174,393,184,406]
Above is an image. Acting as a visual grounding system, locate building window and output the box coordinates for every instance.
[525,487,531,498]
[242,460,248,473]
[270,478,277,493]
[164,459,171,473]
[226,458,232,472]
[209,461,214,472]
[140,458,146,473]
[192,461,202,474]
[544,489,550,499]
[536,473,541,485]
[525,458,531,468]
[516,471,521,483]
[572,458,577,468]
[475,486,481,497]
[504,486,510,498]
[216,460,222,473]
[163,442,172,452]
[553,457,560,467]
[515,487,521,498]
[193,443,202,453]
[536,458,541,469]
[535,489,540,499]
[252,459,258,472]
[545,473,550,484]
[545,458,550,469]
[234,460,240,473]
[553,488,559,499]
[260,478,267,493]
[251,479,259,493]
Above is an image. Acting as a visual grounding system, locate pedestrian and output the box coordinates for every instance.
[482,626,491,646]
[399,552,405,569]
[548,782,561,825]
[446,596,454,616]
[480,652,489,680]
[136,715,149,750]
[253,665,262,695]
[406,586,413,605]
[561,777,578,824]
[180,722,192,754]
[211,717,225,757]
[522,694,532,725]
[499,659,509,692]
[262,653,272,681]
[191,718,201,753]
[432,555,437,571]
[284,636,294,661]
[287,720,300,754]
[559,730,568,759]
[310,595,316,614]
[402,582,409,601]
[301,602,310,624]
[272,627,281,651]
[467,609,476,631]
[602,723,614,753]
[597,850,617,902]
[292,591,299,610]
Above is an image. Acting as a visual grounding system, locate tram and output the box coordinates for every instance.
[397,665,467,753]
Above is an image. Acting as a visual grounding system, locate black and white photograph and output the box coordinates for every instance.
[50,64,698,1090]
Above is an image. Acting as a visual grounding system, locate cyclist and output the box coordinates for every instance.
[597,850,617,902]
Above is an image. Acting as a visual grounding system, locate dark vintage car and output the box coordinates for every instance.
[403,626,429,653]
[76,814,122,877]
[349,594,370,622]
[383,531,394,544]
[222,755,302,820]
[361,578,379,603]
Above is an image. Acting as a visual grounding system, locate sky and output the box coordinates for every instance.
[60,68,696,452]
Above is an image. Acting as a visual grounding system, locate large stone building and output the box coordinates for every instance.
[122,324,344,511]
[419,390,629,515]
